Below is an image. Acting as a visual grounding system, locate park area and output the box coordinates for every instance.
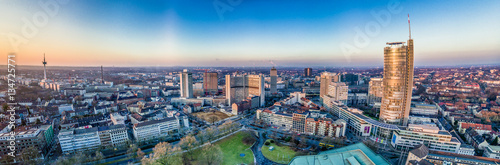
[261,139,297,164]
[192,111,232,123]
[193,131,256,165]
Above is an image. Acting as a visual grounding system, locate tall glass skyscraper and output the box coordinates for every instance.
[380,39,414,125]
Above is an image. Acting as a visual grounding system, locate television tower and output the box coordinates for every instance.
[101,65,104,84]
[42,54,47,81]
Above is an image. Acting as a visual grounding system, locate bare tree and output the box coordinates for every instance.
[94,151,104,163]
[179,135,198,160]
[20,146,41,165]
[141,142,182,165]
[126,144,138,160]
[136,148,145,160]
[200,143,223,165]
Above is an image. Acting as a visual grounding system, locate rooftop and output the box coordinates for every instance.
[289,143,390,165]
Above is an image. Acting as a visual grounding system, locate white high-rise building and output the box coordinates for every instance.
[325,82,348,105]
[180,69,193,98]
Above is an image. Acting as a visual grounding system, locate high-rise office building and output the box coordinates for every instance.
[203,72,218,95]
[180,69,193,98]
[320,72,340,98]
[327,82,349,104]
[304,68,312,77]
[368,78,383,104]
[270,67,277,94]
[379,30,414,125]
[226,74,265,107]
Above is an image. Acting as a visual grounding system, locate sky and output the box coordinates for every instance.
[0,0,499,67]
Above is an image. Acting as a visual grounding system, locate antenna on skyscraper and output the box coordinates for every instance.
[408,14,411,39]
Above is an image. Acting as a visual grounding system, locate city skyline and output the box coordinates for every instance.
[0,0,499,67]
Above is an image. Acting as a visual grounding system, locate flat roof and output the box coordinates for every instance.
[289,143,391,165]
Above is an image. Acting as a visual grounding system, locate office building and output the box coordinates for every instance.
[0,127,46,157]
[203,72,218,95]
[410,102,439,116]
[368,78,383,104]
[380,39,414,125]
[270,67,277,94]
[340,73,360,85]
[97,124,129,147]
[290,143,391,165]
[325,100,399,140]
[58,127,101,155]
[225,74,265,107]
[320,72,340,98]
[391,124,461,153]
[304,68,312,77]
[322,82,348,105]
[180,69,193,98]
[133,117,180,142]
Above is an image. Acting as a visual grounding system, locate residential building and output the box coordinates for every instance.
[458,122,492,135]
[232,100,251,115]
[407,143,500,165]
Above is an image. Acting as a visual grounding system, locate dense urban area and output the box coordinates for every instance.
[0,61,499,165]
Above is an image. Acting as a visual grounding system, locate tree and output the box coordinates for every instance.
[179,135,198,160]
[94,151,104,163]
[492,136,499,145]
[205,127,217,142]
[20,146,41,165]
[53,152,85,165]
[137,148,145,160]
[299,136,308,148]
[142,142,182,165]
[199,143,223,165]
[2,104,8,113]
[209,116,219,124]
[126,144,138,159]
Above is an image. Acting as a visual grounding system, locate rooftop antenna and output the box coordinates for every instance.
[408,14,412,39]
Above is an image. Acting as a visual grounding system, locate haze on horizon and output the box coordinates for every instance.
[0,0,499,67]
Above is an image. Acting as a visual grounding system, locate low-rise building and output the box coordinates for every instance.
[484,145,500,159]
[407,144,500,165]
[459,122,492,135]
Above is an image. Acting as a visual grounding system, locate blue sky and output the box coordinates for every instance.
[0,0,498,67]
